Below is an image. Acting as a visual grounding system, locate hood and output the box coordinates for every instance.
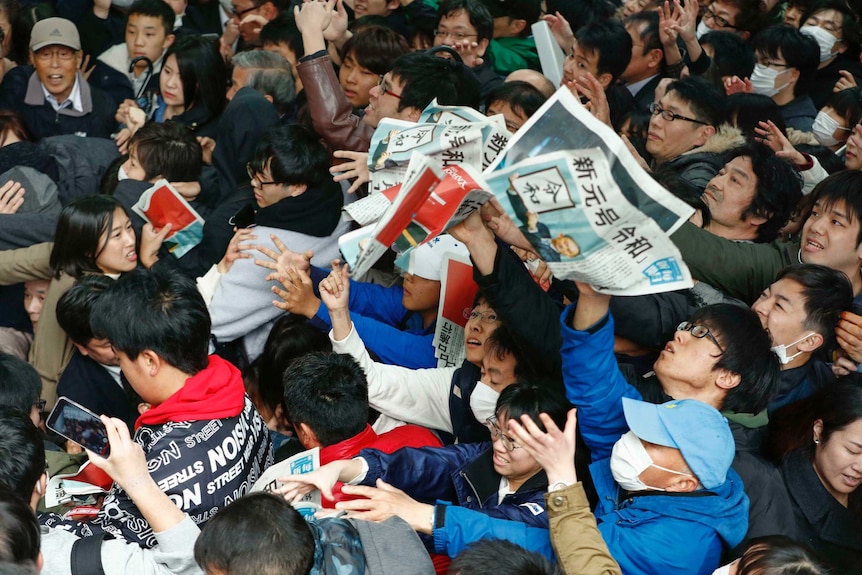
[682,124,746,157]
[135,355,245,429]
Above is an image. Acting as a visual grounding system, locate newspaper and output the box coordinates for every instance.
[432,253,478,368]
[250,446,320,519]
[418,100,512,170]
[486,87,694,235]
[486,149,692,295]
[45,460,113,508]
[132,179,205,258]
[349,153,493,278]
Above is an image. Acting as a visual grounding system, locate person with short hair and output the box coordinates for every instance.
[448,539,562,575]
[0,353,42,427]
[621,11,669,113]
[485,80,547,133]
[337,25,409,110]
[47,267,272,548]
[228,49,296,118]
[477,0,541,76]
[0,17,117,139]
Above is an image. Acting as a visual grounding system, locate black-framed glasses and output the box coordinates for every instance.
[377,75,402,99]
[649,103,710,126]
[469,308,499,324]
[432,29,478,41]
[702,6,738,29]
[232,1,260,17]
[485,416,521,452]
[246,163,286,187]
[677,321,725,354]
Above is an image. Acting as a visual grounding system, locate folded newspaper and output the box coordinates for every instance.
[250,446,321,519]
[132,179,205,259]
[432,253,477,368]
[45,460,113,509]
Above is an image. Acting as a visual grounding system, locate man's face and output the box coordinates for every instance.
[354,0,397,17]
[32,44,82,103]
[620,23,656,85]
[231,0,266,42]
[646,92,711,164]
[701,1,741,33]
[262,42,302,92]
[800,199,862,275]
[125,14,173,65]
[702,155,760,239]
[562,39,601,92]
[551,234,580,258]
[121,145,148,181]
[463,301,501,366]
[751,278,813,350]
[226,65,249,101]
[362,72,407,128]
[401,273,441,313]
[338,51,379,108]
[653,320,726,399]
[80,338,120,366]
[480,351,518,392]
[23,279,50,331]
[487,99,528,132]
[433,9,488,57]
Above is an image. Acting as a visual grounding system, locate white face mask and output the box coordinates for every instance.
[771,332,816,365]
[470,382,500,424]
[800,25,839,62]
[117,165,129,181]
[812,111,844,147]
[610,431,694,491]
[695,20,712,41]
[750,64,790,97]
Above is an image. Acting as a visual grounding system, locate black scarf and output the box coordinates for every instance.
[254,177,343,237]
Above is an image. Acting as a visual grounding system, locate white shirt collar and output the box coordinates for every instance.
[626,74,659,97]
[41,75,84,113]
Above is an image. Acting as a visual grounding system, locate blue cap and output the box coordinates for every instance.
[622,397,735,490]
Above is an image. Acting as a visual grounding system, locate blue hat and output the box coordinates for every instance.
[622,397,735,490]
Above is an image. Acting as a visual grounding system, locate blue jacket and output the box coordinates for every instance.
[308,265,436,369]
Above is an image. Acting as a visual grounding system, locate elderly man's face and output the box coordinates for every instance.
[32,44,82,103]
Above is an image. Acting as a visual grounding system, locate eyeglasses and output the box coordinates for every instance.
[469,308,499,324]
[485,416,521,452]
[33,399,46,412]
[232,2,260,17]
[34,47,77,62]
[432,29,478,41]
[757,60,791,69]
[677,321,725,354]
[702,6,738,29]
[377,75,402,99]
[649,103,710,126]
[246,163,286,187]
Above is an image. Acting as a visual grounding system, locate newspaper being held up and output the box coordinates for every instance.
[367,118,483,195]
[250,446,320,519]
[132,179,205,258]
[432,253,478,368]
[343,183,402,226]
[349,153,493,278]
[45,459,113,509]
[486,87,694,235]
[418,100,512,170]
[485,149,692,296]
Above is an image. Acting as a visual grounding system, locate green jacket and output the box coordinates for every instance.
[488,37,540,76]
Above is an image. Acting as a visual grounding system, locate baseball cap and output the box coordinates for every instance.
[407,235,469,281]
[30,18,81,52]
[622,397,735,490]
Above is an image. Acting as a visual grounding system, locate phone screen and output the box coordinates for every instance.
[46,397,110,456]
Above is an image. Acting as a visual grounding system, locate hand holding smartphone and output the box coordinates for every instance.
[46,397,110,456]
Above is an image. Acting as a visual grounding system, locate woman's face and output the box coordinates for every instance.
[0,11,11,58]
[813,417,862,506]
[160,54,185,108]
[95,208,138,275]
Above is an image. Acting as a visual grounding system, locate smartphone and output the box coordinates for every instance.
[46,397,110,456]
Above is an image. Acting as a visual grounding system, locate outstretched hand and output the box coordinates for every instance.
[338,480,435,534]
[270,266,320,318]
[319,260,350,313]
[507,409,578,485]
[255,235,313,276]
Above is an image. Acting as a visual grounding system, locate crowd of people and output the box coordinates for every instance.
[0,0,860,572]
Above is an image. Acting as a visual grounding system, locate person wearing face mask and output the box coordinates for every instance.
[746,26,820,131]
[810,88,862,151]
[798,0,862,110]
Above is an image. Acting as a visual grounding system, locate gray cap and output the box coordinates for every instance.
[30,17,81,52]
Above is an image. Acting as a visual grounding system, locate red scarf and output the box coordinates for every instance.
[136,355,245,429]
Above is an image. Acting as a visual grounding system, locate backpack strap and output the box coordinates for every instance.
[71,532,111,575]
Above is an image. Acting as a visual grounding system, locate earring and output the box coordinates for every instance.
[814,438,820,444]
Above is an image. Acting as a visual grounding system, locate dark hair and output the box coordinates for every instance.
[625,11,663,71]
[90,267,210,375]
[496,382,571,432]
[0,355,40,418]
[163,35,227,124]
[195,492,314,575]
[0,409,45,502]
[56,274,114,346]
[437,0,493,43]
[259,12,305,60]
[752,25,820,98]
[723,143,802,243]
[665,76,726,127]
[485,324,545,382]
[808,170,862,245]
[727,93,786,139]
[0,0,29,65]
[826,87,862,131]
[128,121,203,182]
[249,124,330,189]
[251,315,331,418]
[341,25,409,76]
[127,0,175,37]
[391,51,481,111]
[774,264,854,349]
[282,352,368,447]
[737,536,832,574]
[700,30,756,79]
[49,195,130,279]
[574,18,633,85]
[546,0,616,32]
[0,488,39,567]
[0,110,33,146]
[448,538,562,575]
[717,0,770,37]
[485,81,547,123]
[689,304,781,413]
[800,0,861,59]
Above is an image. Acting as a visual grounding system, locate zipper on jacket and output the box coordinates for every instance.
[459,470,484,509]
